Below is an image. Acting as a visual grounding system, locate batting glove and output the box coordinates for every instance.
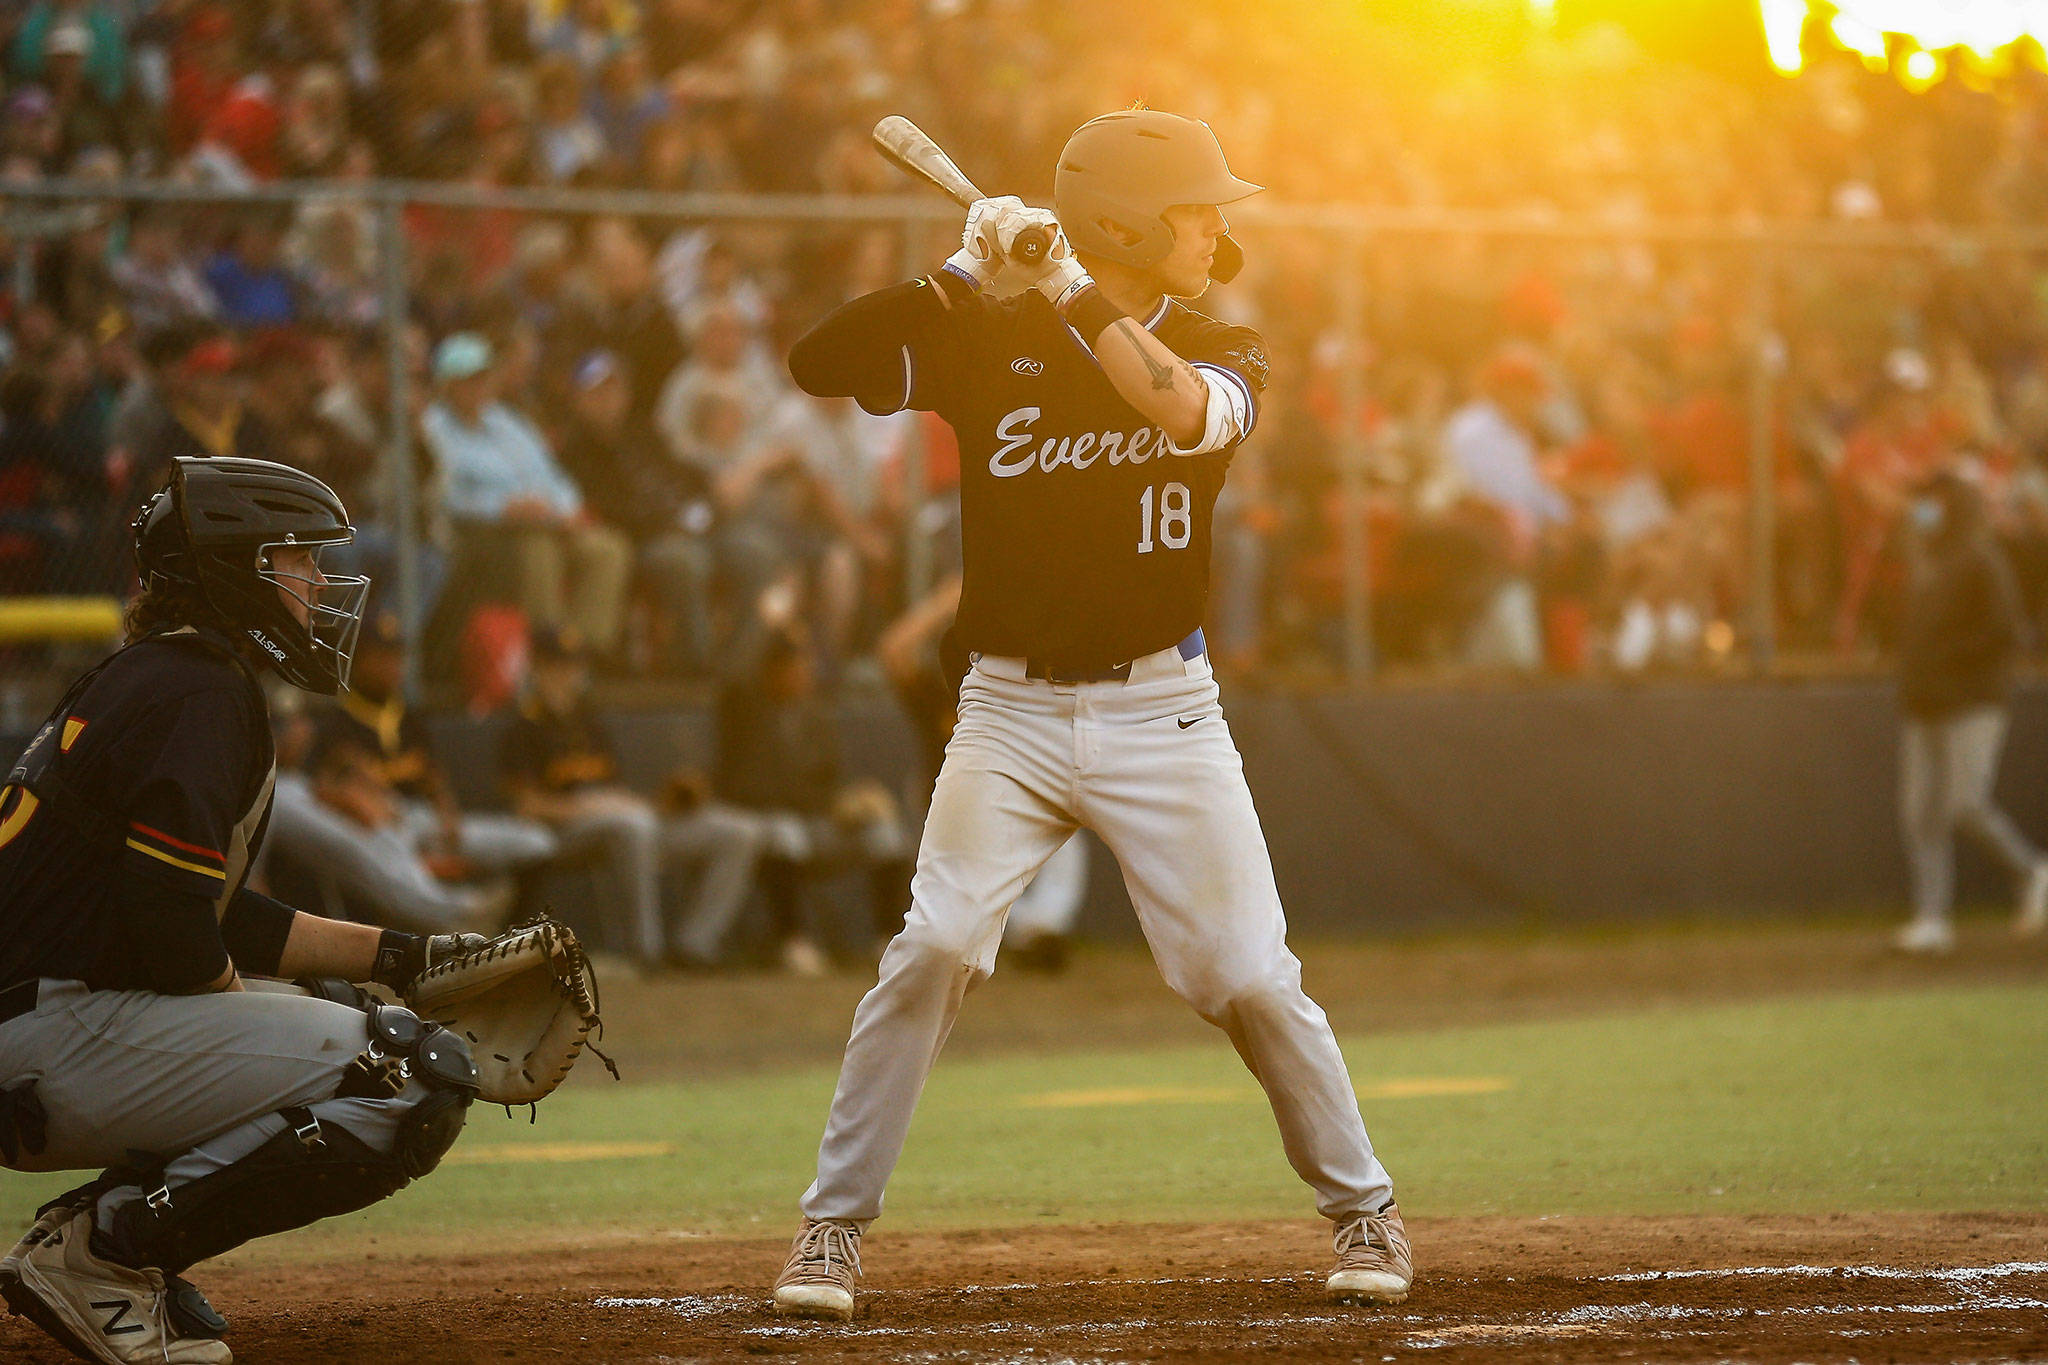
[1007,208,1091,310]
[943,194,1024,293]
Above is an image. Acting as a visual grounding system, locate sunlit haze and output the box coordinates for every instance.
[1754,0,2048,77]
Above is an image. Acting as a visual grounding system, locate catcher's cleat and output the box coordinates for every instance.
[772,1217,862,1320]
[1326,1200,1412,1304]
[0,1208,230,1364]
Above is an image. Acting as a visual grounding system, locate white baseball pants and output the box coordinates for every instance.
[800,644,1394,1226]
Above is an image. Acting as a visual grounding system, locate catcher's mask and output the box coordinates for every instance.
[1054,109,1262,284]
[133,456,370,695]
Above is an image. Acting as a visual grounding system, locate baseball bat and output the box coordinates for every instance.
[872,115,1049,265]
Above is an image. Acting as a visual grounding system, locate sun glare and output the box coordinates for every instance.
[1742,0,2048,80]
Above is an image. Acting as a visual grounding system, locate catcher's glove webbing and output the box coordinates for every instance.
[404,915,618,1109]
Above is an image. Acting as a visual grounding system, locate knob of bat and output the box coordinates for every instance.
[1011,226,1049,264]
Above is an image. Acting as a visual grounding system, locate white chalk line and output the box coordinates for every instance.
[595,1261,2048,1347]
[1601,1259,2048,1285]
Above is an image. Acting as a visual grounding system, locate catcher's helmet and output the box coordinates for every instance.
[1054,110,1262,284]
[132,457,371,694]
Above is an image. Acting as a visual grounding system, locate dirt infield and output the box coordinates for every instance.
[6,1211,2042,1363]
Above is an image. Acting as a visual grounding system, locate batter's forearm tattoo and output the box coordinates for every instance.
[1118,319,1181,392]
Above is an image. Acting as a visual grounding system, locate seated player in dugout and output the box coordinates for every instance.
[0,457,488,1365]
[771,110,1411,1320]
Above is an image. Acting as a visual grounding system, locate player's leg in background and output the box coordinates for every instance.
[1076,660,1394,1222]
[402,798,560,877]
[1897,715,1957,943]
[265,772,500,931]
[565,522,634,657]
[551,791,667,964]
[1941,705,2048,894]
[508,525,569,635]
[1003,830,1089,967]
[800,665,1078,1225]
[659,804,768,966]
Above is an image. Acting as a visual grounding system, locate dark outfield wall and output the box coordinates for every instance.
[421,678,2048,939]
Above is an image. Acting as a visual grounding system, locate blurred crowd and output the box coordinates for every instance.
[9,0,2048,690]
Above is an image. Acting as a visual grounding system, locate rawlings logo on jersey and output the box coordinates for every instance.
[989,406,1171,479]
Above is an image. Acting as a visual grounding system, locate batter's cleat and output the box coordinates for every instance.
[1327,1201,1413,1304]
[2017,862,2048,938]
[772,1217,862,1320]
[1892,918,1955,954]
[0,1208,230,1364]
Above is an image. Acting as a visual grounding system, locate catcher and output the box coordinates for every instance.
[0,458,602,1365]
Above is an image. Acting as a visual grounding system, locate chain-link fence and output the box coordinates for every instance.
[5,177,2048,698]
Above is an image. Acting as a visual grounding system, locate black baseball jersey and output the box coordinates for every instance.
[0,631,275,991]
[313,690,435,800]
[499,698,619,796]
[877,281,1266,670]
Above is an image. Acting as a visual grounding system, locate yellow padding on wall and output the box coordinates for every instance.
[0,597,124,644]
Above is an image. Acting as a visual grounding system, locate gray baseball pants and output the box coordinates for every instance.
[265,774,554,930]
[0,979,438,1245]
[1900,705,2045,925]
[553,799,767,963]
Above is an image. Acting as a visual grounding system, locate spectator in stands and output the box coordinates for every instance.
[1836,349,1956,653]
[111,208,217,332]
[268,717,517,933]
[498,625,766,969]
[38,17,123,162]
[655,302,781,467]
[288,193,381,325]
[321,612,556,874]
[242,327,376,513]
[556,348,717,672]
[422,330,633,657]
[201,214,301,327]
[263,632,529,936]
[7,3,126,109]
[757,388,910,656]
[278,62,350,178]
[1893,467,2048,953]
[0,359,97,594]
[165,3,239,158]
[533,0,635,74]
[716,577,909,975]
[531,51,604,184]
[1,84,61,175]
[129,328,274,488]
[1440,346,1573,670]
[587,41,666,168]
[569,216,684,418]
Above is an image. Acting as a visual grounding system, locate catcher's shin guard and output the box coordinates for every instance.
[100,1013,477,1275]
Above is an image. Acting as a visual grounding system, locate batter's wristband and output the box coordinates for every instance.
[1059,284,1125,343]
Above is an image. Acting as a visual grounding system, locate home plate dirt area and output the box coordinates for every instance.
[8,1212,2039,1364]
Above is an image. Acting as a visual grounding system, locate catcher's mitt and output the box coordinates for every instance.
[404,915,618,1107]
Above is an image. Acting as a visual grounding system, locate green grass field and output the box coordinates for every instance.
[9,976,2040,1257]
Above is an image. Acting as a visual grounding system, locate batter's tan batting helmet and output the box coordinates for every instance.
[1054,110,1262,283]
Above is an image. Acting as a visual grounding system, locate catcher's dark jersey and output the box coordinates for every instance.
[0,632,275,990]
[856,279,1267,670]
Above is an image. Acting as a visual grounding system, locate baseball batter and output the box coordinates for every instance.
[771,111,1411,1319]
[0,458,484,1364]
